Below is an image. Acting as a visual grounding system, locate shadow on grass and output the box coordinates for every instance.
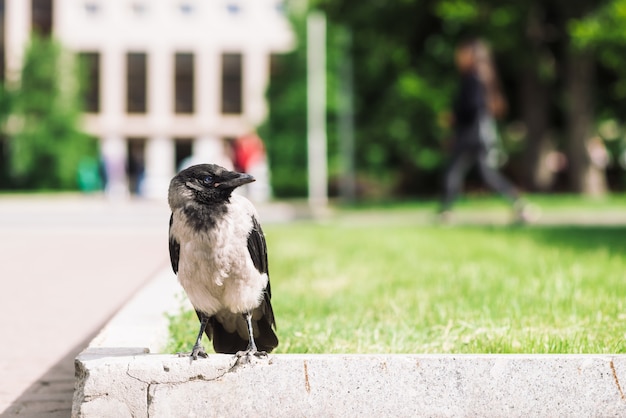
[518,225,626,253]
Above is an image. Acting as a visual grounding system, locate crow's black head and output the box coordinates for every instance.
[168,164,255,208]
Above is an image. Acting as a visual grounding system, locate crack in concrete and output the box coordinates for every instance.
[303,360,311,394]
[124,362,236,418]
[610,359,626,401]
[124,358,241,386]
[77,356,272,416]
[82,393,109,402]
[146,383,152,418]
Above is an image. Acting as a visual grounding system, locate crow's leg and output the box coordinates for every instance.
[190,314,209,360]
[245,311,258,353]
[236,312,267,360]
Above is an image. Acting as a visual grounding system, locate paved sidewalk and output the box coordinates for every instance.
[0,195,170,417]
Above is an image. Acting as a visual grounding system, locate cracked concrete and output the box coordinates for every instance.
[610,359,626,401]
[73,352,626,417]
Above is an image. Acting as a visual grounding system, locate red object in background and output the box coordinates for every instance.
[234,132,265,173]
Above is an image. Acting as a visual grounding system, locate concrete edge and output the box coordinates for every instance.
[73,351,626,417]
[85,267,188,353]
[73,270,626,417]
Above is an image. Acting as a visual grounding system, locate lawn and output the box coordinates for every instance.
[166,197,626,354]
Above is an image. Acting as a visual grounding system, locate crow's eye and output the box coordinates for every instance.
[202,175,213,185]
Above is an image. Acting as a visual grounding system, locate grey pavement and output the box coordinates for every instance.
[0,194,170,417]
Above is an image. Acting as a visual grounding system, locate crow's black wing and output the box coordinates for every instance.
[246,214,278,351]
[247,215,269,279]
[168,213,180,274]
[247,214,274,320]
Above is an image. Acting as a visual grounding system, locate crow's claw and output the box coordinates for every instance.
[234,349,268,365]
[176,347,208,360]
[237,350,267,358]
[190,344,208,360]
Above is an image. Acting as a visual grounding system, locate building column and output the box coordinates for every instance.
[4,0,29,85]
[194,135,232,169]
[243,47,269,127]
[101,134,128,200]
[99,45,128,197]
[192,49,230,168]
[197,48,218,130]
[101,46,124,124]
[142,45,175,199]
[143,135,175,199]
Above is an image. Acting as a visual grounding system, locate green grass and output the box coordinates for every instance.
[166,198,626,354]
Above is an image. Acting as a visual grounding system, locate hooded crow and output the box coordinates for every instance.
[168,163,278,360]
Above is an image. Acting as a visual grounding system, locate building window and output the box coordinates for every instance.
[174,53,194,114]
[221,53,242,114]
[174,138,193,169]
[78,52,100,113]
[31,0,53,36]
[127,52,147,113]
[127,138,146,195]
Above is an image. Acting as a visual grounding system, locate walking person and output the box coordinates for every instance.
[439,38,528,223]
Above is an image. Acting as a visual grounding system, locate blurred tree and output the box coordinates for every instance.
[8,35,97,190]
[259,10,309,197]
[317,0,453,196]
[259,0,626,197]
[558,0,609,195]
[516,4,556,191]
[569,0,626,191]
[316,0,619,196]
[0,83,14,188]
[260,6,339,198]
[570,0,626,76]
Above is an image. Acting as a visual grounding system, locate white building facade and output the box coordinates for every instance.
[2,0,293,198]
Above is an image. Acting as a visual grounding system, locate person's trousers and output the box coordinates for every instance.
[441,145,517,211]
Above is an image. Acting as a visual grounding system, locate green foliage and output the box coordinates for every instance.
[260,6,341,198]
[570,0,626,100]
[258,13,308,198]
[259,0,626,195]
[434,0,479,23]
[570,0,626,50]
[8,35,97,190]
[166,198,626,354]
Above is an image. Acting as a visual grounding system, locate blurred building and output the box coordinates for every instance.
[1,0,293,198]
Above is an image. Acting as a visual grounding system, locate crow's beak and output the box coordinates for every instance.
[217,172,255,189]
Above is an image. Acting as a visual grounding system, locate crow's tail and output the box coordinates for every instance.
[204,304,278,354]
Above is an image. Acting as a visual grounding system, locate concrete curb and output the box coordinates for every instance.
[85,268,187,353]
[73,352,626,417]
[73,269,626,417]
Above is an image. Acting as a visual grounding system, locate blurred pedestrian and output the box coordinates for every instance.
[439,38,528,222]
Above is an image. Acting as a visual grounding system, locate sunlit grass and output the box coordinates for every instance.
[166,200,626,354]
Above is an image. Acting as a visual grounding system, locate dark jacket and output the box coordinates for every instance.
[452,71,491,148]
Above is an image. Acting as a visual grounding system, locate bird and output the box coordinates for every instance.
[167,163,278,360]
